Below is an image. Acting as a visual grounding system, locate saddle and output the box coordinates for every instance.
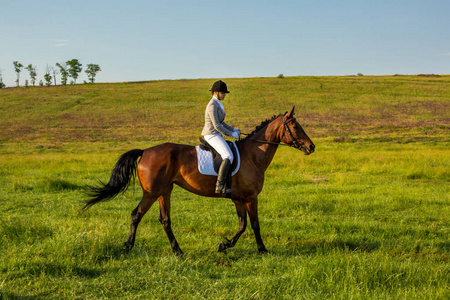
[198,137,239,175]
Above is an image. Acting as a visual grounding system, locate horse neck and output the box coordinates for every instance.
[242,117,284,171]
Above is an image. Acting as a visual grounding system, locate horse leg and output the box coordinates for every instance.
[158,186,183,256]
[124,192,157,251]
[246,199,268,253]
[217,202,247,252]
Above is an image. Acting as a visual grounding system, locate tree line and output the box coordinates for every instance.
[0,59,101,88]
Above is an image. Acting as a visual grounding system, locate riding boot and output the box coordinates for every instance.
[215,158,234,194]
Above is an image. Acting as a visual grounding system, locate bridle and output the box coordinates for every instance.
[281,115,303,149]
[241,115,304,149]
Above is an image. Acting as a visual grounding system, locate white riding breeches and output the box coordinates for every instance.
[204,134,234,163]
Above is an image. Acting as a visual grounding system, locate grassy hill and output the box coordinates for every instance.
[1,75,448,148]
[0,75,449,299]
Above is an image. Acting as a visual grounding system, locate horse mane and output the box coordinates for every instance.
[241,113,285,141]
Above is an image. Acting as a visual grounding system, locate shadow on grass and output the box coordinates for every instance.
[274,238,382,256]
[0,218,54,245]
[41,178,84,192]
[91,243,132,264]
[0,291,38,300]
[12,178,84,192]
[73,266,106,278]
[4,261,106,282]
[437,242,450,252]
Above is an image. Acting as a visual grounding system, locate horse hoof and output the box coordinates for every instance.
[217,242,226,252]
[175,251,185,258]
[258,248,269,254]
[123,242,134,252]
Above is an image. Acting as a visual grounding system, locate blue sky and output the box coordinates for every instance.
[1,0,449,87]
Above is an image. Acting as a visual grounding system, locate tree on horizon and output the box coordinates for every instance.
[85,64,101,83]
[66,59,82,84]
[56,62,69,85]
[13,61,23,87]
[44,65,53,86]
[0,68,5,88]
[25,64,38,86]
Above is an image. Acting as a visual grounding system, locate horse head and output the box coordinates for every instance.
[280,106,315,155]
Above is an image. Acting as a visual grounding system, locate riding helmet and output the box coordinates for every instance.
[210,80,230,93]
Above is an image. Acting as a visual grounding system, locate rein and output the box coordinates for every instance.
[240,133,286,146]
[240,116,301,149]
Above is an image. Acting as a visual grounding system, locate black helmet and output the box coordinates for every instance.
[210,80,230,93]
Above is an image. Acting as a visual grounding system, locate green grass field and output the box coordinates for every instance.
[1,75,449,299]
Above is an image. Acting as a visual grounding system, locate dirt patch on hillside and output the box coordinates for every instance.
[1,98,448,145]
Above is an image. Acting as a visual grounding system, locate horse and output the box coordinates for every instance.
[83,107,315,256]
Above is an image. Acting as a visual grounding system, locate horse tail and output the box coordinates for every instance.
[83,149,144,210]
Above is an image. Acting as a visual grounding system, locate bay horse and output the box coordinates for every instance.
[83,107,315,255]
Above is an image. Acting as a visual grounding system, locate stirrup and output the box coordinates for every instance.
[215,183,234,194]
[216,180,234,194]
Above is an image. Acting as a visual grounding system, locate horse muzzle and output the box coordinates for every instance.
[300,143,315,155]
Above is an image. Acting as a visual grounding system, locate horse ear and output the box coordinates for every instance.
[286,106,295,118]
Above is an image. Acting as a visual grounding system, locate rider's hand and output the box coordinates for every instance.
[232,131,240,139]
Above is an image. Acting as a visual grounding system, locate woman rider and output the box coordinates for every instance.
[201,80,240,194]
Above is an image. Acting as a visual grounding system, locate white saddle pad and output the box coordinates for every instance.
[195,142,240,176]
